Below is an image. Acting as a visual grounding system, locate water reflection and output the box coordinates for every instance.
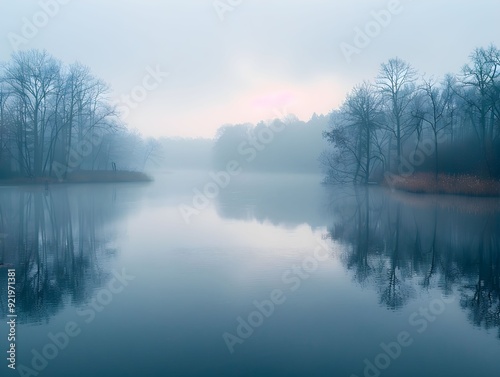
[0,173,499,377]
[326,187,500,337]
[215,173,329,228]
[213,176,500,339]
[0,185,142,324]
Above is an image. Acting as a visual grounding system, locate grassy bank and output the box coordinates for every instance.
[385,173,500,197]
[0,170,152,186]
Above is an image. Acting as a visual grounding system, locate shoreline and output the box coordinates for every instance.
[0,170,153,186]
[385,173,500,197]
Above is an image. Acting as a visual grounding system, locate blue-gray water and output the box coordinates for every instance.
[1,172,500,377]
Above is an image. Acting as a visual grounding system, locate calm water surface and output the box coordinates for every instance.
[1,171,499,377]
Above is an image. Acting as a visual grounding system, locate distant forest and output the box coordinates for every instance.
[212,114,329,174]
[147,115,330,174]
[322,45,500,184]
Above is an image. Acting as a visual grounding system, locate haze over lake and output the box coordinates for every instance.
[1,171,499,377]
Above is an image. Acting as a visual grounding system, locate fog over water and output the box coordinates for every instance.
[0,172,499,376]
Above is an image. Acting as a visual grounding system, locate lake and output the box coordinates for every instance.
[1,171,500,377]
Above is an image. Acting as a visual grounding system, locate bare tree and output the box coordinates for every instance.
[324,82,383,184]
[377,58,417,172]
[460,45,500,175]
[2,50,61,176]
[0,82,11,174]
[412,78,451,179]
[0,50,122,179]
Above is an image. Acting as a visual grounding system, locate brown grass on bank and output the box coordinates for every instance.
[385,173,500,197]
[0,170,152,186]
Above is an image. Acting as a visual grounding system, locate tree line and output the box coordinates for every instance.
[323,45,500,184]
[0,49,158,179]
[213,114,329,174]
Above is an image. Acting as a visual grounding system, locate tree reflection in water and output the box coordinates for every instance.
[326,187,500,337]
[0,186,127,325]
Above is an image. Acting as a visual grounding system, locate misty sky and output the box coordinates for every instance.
[1,0,499,138]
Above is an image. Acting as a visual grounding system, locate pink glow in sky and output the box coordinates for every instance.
[124,76,346,138]
[252,91,296,110]
[3,1,498,138]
